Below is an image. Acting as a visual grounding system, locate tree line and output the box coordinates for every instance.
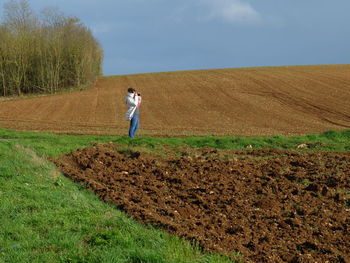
[0,0,103,96]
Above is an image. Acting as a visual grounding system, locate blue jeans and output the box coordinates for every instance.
[129,113,139,138]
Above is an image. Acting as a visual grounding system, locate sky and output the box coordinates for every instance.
[1,0,350,76]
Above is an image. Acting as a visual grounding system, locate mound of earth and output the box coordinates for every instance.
[1,65,350,136]
[52,144,350,262]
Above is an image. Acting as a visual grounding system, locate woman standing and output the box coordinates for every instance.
[125,88,141,138]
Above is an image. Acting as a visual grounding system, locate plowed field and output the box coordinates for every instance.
[53,144,350,263]
[1,65,350,136]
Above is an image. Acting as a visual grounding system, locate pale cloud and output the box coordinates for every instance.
[198,0,261,24]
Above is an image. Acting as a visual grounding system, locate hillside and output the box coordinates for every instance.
[0,64,349,136]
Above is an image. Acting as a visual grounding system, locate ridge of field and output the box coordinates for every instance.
[1,128,350,156]
[0,64,349,136]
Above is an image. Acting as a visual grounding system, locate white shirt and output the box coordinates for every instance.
[125,92,141,120]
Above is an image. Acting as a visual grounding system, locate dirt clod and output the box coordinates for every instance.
[52,145,350,262]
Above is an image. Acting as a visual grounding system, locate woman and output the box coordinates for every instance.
[125,88,141,138]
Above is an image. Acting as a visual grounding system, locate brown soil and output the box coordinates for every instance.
[1,65,350,136]
[53,144,350,262]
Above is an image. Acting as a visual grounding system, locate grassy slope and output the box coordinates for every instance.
[0,128,349,158]
[1,128,350,262]
[0,131,232,263]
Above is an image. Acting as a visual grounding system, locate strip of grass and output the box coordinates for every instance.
[0,128,349,158]
[0,140,232,263]
[0,128,349,262]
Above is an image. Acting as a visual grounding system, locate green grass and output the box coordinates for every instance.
[0,129,349,159]
[0,128,349,263]
[0,137,232,263]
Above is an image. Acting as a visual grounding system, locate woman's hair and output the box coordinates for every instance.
[127,88,135,93]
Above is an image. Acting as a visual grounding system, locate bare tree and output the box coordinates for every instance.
[0,0,103,96]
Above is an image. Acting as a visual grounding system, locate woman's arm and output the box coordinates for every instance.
[126,95,139,107]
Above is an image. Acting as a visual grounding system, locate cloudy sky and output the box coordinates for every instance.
[1,0,350,75]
